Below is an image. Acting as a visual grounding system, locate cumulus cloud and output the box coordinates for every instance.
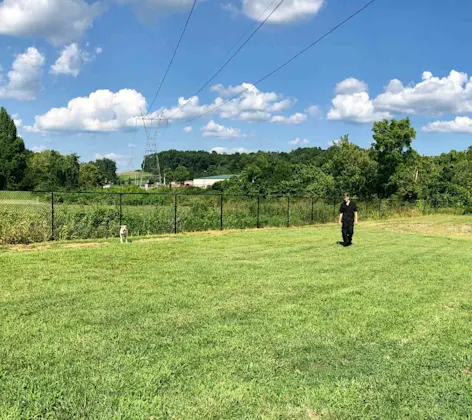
[288,137,309,146]
[128,143,136,148]
[154,82,296,123]
[0,0,102,46]
[0,47,45,101]
[24,89,146,133]
[373,70,472,116]
[422,116,472,133]
[241,0,325,24]
[210,146,249,154]
[95,47,103,54]
[335,77,368,95]
[327,77,392,123]
[183,126,193,132]
[201,120,246,139]
[271,112,307,124]
[50,43,93,77]
[328,71,472,124]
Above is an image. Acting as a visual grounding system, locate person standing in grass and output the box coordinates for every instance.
[338,192,358,246]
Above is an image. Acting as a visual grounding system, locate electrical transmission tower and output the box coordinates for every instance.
[139,115,168,187]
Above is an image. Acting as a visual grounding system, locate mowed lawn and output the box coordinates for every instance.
[2,217,472,418]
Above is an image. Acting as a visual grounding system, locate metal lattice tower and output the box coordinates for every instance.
[139,115,168,187]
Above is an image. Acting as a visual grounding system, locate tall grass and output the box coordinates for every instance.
[0,191,467,244]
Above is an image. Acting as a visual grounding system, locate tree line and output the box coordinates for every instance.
[2,106,472,204]
[0,107,118,191]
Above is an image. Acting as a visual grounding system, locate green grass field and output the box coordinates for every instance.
[118,170,151,184]
[2,216,472,418]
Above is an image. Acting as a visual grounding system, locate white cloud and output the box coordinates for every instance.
[155,82,296,123]
[95,47,103,54]
[328,71,472,124]
[24,89,147,133]
[183,126,193,132]
[201,120,245,139]
[288,137,309,146]
[0,0,102,46]
[373,70,472,116]
[305,105,320,116]
[271,112,307,124]
[128,143,136,148]
[50,43,92,77]
[241,0,325,24]
[211,83,248,97]
[335,77,368,95]
[11,113,22,128]
[32,145,47,153]
[327,77,392,123]
[210,146,249,154]
[0,47,45,101]
[422,116,472,133]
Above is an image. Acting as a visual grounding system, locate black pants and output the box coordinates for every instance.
[342,221,354,246]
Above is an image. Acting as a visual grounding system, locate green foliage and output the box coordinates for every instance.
[94,158,118,185]
[23,150,80,191]
[371,118,416,197]
[2,104,472,206]
[0,107,28,189]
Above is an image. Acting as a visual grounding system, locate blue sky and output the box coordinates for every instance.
[1,0,472,171]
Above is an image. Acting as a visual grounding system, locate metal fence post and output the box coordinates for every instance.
[220,194,224,231]
[256,196,260,229]
[174,193,177,234]
[311,197,315,224]
[51,191,55,241]
[119,193,123,226]
[287,196,291,227]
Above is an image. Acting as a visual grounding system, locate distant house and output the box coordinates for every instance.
[193,175,234,188]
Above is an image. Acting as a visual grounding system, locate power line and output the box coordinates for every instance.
[165,0,285,121]
[173,0,378,126]
[148,0,198,114]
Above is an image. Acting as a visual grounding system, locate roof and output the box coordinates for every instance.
[193,175,235,180]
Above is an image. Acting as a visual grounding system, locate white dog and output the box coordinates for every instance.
[120,225,129,243]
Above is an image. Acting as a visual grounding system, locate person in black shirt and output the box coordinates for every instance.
[338,192,358,246]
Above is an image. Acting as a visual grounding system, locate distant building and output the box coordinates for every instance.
[192,175,234,188]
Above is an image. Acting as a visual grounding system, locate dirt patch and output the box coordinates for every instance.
[7,244,52,252]
[134,237,172,243]
[464,368,472,375]
[63,242,102,249]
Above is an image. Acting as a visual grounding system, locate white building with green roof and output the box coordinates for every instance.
[192,175,235,188]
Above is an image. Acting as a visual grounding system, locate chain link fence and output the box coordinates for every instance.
[0,190,469,244]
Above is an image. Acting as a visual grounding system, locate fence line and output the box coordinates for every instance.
[0,190,469,245]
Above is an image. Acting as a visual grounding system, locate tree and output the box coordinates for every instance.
[325,135,377,199]
[371,118,416,197]
[23,150,80,191]
[94,158,118,185]
[79,163,102,189]
[173,166,190,185]
[0,107,28,189]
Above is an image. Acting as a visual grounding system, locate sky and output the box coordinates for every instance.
[1,0,472,172]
